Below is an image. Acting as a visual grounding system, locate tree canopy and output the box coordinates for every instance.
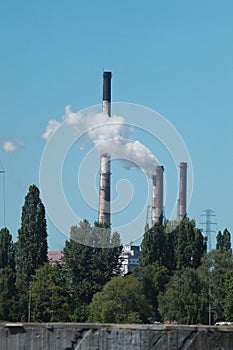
[140,218,206,272]
[224,270,233,321]
[89,275,150,323]
[198,249,233,323]
[158,268,207,324]
[31,263,70,322]
[216,229,232,252]
[0,228,16,321]
[15,184,48,320]
[63,220,122,321]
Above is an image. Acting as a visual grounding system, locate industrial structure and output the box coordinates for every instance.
[120,245,140,275]
[97,72,189,232]
[47,251,64,266]
[98,72,112,226]
[151,166,164,226]
[200,209,217,252]
[177,162,187,221]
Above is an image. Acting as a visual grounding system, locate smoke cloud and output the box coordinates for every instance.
[43,105,158,177]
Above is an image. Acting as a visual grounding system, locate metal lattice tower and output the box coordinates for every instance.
[200,209,217,252]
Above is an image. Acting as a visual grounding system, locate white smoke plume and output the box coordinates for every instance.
[42,105,158,177]
[1,140,23,153]
[42,119,61,141]
[64,105,158,177]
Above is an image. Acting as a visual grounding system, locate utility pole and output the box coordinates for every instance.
[0,160,6,227]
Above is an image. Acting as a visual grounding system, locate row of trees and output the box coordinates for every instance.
[0,184,232,324]
[88,222,233,324]
[0,185,122,322]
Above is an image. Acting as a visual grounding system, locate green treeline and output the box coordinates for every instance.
[0,184,232,324]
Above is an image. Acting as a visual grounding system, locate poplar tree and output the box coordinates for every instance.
[16,184,48,320]
[139,223,175,271]
[173,217,207,270]
[216,229,232,252]
[0,228,16,320]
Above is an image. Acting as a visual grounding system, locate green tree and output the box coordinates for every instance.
[216,229,232,252]
[134,262,170,322]
[224,270,233,321]
[63,220,122,321]
[198,249,233,323]
[70,220,120,248]
[140,218,206,272]
[16,185,48,321]
[89,275,150,323]
[31,263,70,322]
[0,227,15,270]
[0,228,16,321]
[139,224,175,271]
[174,217,206,270]
[158,268,207,324]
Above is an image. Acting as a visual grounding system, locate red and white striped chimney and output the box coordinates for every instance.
[177,162,187,221]
[98,72,112,226]
[151,165,164,226]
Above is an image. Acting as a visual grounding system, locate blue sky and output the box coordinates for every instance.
[0,0,232,249]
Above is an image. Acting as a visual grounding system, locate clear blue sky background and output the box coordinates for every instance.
[0,0,232,249]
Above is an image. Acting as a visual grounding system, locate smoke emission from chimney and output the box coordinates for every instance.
[43,107,159,178]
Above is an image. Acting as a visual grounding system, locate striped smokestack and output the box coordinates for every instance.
[151,165,164,226]
[98,72,112,226]
[151,175,157,226]
[177,162,187,221]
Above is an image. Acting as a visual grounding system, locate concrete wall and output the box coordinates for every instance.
[0,323,232,350]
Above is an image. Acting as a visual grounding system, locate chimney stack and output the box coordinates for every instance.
[177,162,187,221]
[98,72,112,226]
[151,165,164,226]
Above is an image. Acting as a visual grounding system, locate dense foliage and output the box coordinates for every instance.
[89,275,150,323]
[0,228,16,321]
[63,221,122,321]
[31,263,70,322]
[140,218,207,272]
[197,249,233,323]
[0,185,232,324]
[216,229,232,252]
[224,270,233,321]
[15,185,48,320]
[158,268,207,324]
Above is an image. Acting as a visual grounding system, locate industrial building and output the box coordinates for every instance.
[120,245,140,275]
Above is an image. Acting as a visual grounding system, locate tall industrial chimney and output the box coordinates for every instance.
[151,165,164,226]
[177,162,187,221]
[98,72,112,226]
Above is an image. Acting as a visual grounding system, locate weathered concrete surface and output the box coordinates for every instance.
[0,323,232,350]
